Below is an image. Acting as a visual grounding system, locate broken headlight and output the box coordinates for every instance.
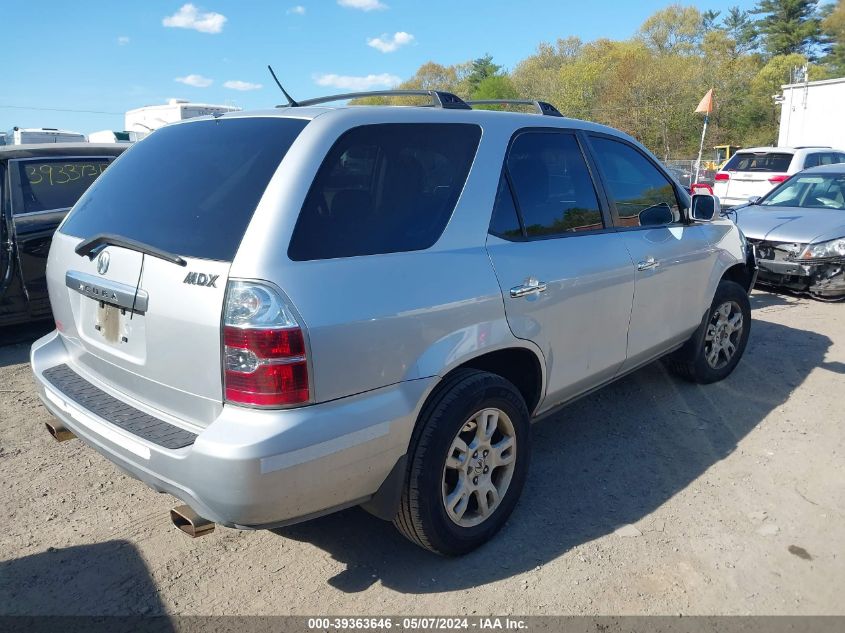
[800,238,845,260]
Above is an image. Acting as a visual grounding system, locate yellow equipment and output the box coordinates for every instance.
[703,145,741,171]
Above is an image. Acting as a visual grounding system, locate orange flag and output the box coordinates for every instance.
[695,88,715,115]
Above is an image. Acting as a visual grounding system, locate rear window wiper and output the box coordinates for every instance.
[75,233,187,267]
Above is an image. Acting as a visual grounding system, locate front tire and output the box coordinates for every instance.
[664,280,751,384]
[394,369,530,556]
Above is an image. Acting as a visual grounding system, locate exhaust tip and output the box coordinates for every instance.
[45,421,75,442]
[170,505,215,538]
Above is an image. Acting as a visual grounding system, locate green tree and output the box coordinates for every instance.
[754,0,822,58]
[466,54,502,92]
[355,3,835,162]
[721,6,760,55]
[703,9,722,31]
[637,4,705,53]
[821,0,845,73]
[471,75,519,101]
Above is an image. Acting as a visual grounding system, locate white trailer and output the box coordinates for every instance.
[4,127,87,144]
[124,99,241,134]
[778,76,845,148]
[88,130,145,143]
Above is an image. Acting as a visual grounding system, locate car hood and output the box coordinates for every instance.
[734,206,845,243]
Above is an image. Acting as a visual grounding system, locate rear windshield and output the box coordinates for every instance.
[723,152,792,172]
[61,117,308,261]
[288,123,482,261]
[14,158,113,214]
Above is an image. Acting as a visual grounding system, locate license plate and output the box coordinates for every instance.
[96,302,122,343]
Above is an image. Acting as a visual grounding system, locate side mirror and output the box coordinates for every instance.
[690,194,720,222]
[747,196,761,205]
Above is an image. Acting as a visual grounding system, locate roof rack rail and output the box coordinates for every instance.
[466,100,563,117]
[277,90,471,110]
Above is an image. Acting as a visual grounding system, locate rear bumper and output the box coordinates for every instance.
[755,258,845,298]
[31,330,432,528]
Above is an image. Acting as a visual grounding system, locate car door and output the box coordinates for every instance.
[8,156,114,316]
[485,129,636,409]
[584,134,717,372]
[1,161,19,321]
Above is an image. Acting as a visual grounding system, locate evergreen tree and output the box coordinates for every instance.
[821,0,845,73]
[722,6,760,54]
[753,0,822,58]
[466,54,503,92]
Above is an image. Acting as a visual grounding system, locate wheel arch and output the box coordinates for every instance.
[721,261,755,294]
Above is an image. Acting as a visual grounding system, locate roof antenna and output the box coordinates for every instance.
[268,65,299,107]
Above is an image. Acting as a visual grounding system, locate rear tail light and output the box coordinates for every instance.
[768,174,790,185]
[222,281,310,407]
[714,173,730,182]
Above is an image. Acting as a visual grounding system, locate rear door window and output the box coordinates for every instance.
[504,131,604,237]
[61,117,308,261]
[803,153,821,169]
[288,123,481,261]
[589,136,680,227]
[13,158,113,214]
[723,152,793,172]
[488,172,524,240]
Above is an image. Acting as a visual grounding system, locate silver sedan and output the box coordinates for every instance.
[733,163,845,301]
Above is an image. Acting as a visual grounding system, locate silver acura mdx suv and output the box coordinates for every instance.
[31,91,756,555]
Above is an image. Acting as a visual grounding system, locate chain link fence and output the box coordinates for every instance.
[663,159,716,188]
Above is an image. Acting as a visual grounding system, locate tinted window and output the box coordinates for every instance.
[506,132,602,237]
[14,158,112,214]
[288,124,481,261]
[61,117,308,261]
[723,152,793,172]
[489,172,523,239]
[590,136,679,227]
[803,153,821,169]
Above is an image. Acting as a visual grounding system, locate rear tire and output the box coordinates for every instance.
[664,280,751,384]
[394,369,530,556]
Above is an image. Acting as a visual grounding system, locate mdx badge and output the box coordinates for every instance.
[183,272,219,288]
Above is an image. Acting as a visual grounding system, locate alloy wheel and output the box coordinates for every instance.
[704,300,744,370]
[441,408,517,528]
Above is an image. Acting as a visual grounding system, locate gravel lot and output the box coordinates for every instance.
[1,290,843,616]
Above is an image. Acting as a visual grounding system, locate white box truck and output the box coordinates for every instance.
[4,127,87,144]
[124,99,241,135]
[778,76,845,148]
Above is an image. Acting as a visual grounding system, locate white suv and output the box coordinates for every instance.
[714,146,845,208]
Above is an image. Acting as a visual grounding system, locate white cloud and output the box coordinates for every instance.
[175,74,214,87]
[117,36,130,46]
[163,4,227,34]
[338,0,387,11]
[367,31,414,53]
[314,73,401,91]
[287,5,306,14]
[224,80,263,91]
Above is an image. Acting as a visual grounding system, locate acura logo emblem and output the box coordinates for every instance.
[96,251,110,275]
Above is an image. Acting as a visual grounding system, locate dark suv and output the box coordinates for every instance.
[1,143,125,326]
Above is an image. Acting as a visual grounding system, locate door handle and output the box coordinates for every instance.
[637,257,660,271]
[510,278,548,298]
